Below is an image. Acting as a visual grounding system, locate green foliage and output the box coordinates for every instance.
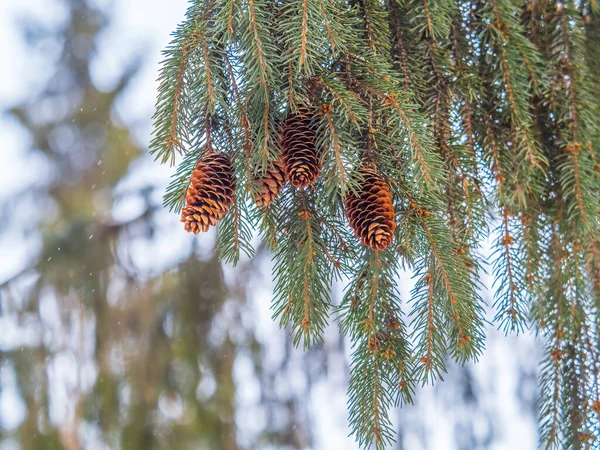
[152,0,600,448]
[271,189,342,347]
[340,247,415,447]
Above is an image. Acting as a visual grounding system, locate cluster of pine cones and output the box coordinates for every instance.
[180,106,396,250]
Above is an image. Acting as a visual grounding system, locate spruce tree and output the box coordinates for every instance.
[151,0,600,448]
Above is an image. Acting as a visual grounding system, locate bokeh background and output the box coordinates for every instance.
[0,1,542,449]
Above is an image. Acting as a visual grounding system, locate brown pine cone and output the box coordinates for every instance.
[181,151,235,234]
[253,159,286,207]
[344,167,396,250]
[281,106,321,188]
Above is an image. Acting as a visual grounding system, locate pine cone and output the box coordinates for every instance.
[344,167,396,250]
[181,151,235,234]
[253,159,286,207]
[281,106,321,188]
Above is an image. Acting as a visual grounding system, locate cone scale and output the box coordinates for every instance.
[281,106,321,188]
[344,167,396,250]
[253,159,287,207]
[181,151,235,234]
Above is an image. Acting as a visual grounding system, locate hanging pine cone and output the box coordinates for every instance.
[281,106,321,188]
[253,159,286,207]
[181,151,235,234]
[344,167,396,250]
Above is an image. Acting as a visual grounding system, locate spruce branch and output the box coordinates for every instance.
[492,209,528,333]
[271,190,339,347]
[153,0,600,446]
[410,270,448,383]
[341,248,415,449]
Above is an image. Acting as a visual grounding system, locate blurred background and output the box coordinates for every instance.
[0,1,542,449]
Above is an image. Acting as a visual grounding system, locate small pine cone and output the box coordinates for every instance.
[344,167,396,250]
[281,106,321,188]
[181,151,235,234]
[253,159,286,207]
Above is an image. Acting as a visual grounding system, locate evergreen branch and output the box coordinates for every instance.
[383,93,435,185]
[151,2,219,165]
[496,43,539,168]
[247,0,268,88]
[152,1,600,447]
[316,107,361,200]
[300,0,309,67]
[357,0,376,50]
[514,38,541,92]
[317,76,366,126]
[545,5,600,239]
[318,216,351,254]
[261,97,270,160]
[410,270,448,383]
[423,274,435,375]
[163,148,203,213]
[320,0,337,49]
[492,209,526,333]
[462,99,476,161]
[168,46,189,164]
[341,248,415,449]
[227,0,236,35]
[421,218,484,361]
[217,192,255,265]
[151,36,193,166]
[198,33,216,114]
[570,147,588,225]
[238,0,279,166]
[540,339,563,448]
[325,110,347,192]
[423,223,463,336]
[421,0,435,38]
[272,192,336,348]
